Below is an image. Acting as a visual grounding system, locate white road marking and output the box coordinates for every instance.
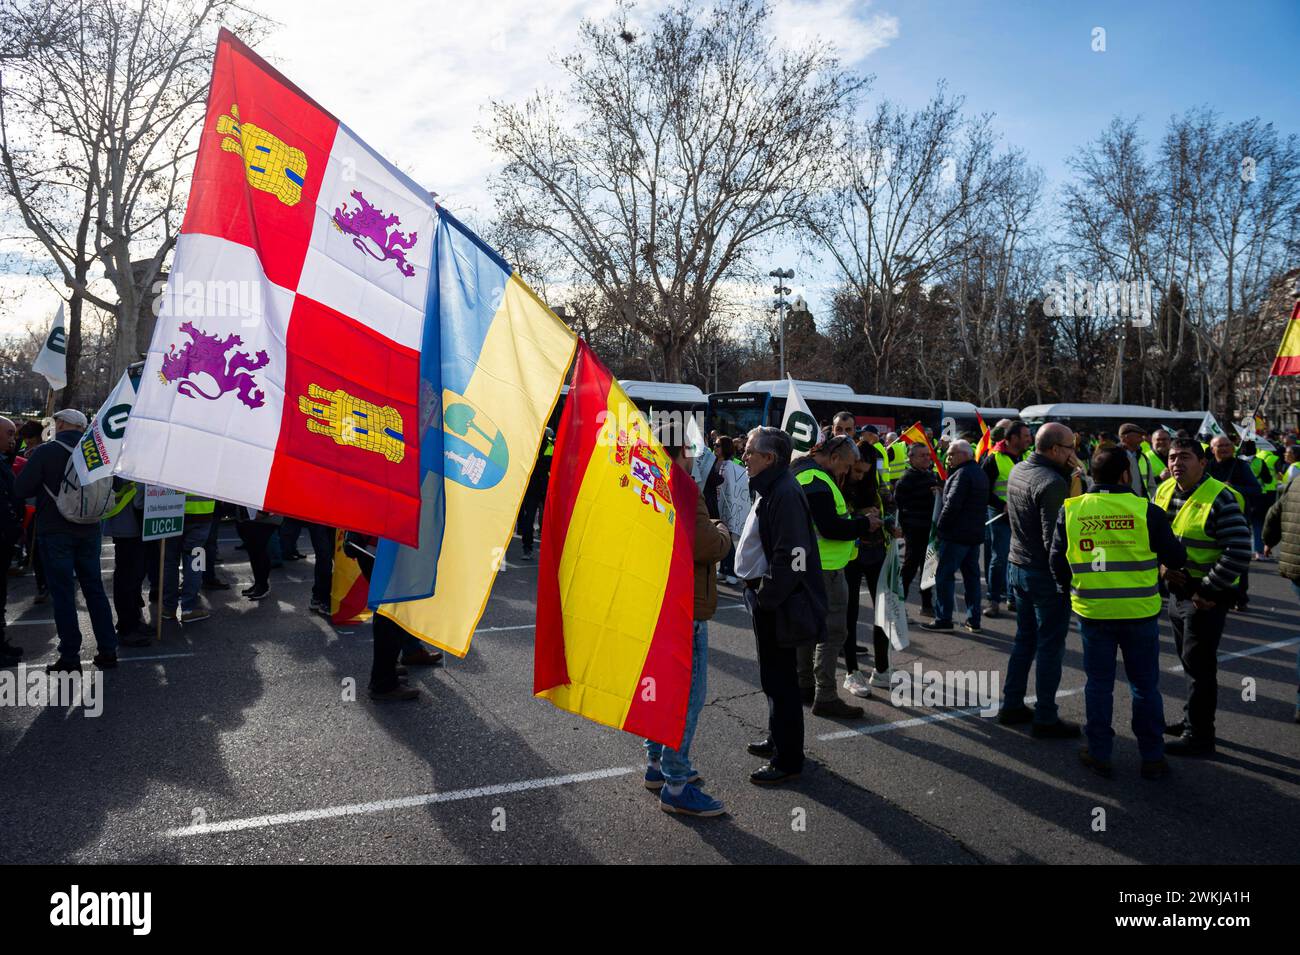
[818,635,1300,741]
[22,653,197,670]
[163,766,639,837]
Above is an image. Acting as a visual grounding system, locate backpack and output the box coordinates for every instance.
[45,441,114,524]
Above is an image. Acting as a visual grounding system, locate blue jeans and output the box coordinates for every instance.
[1079,616,1164,762]
[39,530,117,661]
[984,507,1010,604]
[932,540,982,628]
[163,521,210,613]
[1004,564,1070,723]
[645,620,707,784]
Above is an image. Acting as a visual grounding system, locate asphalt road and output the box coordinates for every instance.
[2,526,1298,864]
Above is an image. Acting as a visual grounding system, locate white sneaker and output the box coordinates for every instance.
[725,575,740,585]
[843,670,873,698]
[869,668,894,689]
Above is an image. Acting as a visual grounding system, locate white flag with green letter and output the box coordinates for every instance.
[33,301,68,391]
[781,377,820,457]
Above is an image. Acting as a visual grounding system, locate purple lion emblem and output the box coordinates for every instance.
[331,190,417,277]
[159,321,269,410]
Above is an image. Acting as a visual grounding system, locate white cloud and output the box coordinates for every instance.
[770,0,899,64]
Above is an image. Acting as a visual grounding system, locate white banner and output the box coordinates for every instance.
[32,302,68,392]
[781,377,820,457]
[1199,411,1226,439]
[73,370,139,484]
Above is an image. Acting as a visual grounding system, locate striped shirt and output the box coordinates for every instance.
[1163,476,1253,595]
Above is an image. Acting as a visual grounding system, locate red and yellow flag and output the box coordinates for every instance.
[974,412,992,461]
[534,342,696,748]
[330,529,372,625]
[900,421,948,480]
[1271,300,1300,376]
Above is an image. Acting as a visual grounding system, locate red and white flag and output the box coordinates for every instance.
[119,30,431,544]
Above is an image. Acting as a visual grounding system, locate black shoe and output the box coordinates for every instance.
[1235,601,1249,613]
[749,763,801,785]
[1031,719,1081,739]
[92,652,118,669]
[285,551,306,561]
[48,658,82,674]
[963,621,982,634]
[33,589,48,604]
[800,686,815,706]
[984,603,1000,618]
[811,698,865,719]
[746,739,775,759]
[997,704,1033,726]
[369,685,419,702]
[1165,734,1215,757]
[1141,758,1170,780]
[245,585,270,601]
[1078,747,1113,778]
[203,578,232,591]
[921,621,954,632]
[1163,720,1187,737]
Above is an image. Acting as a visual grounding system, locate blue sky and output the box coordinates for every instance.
[863,0,1300,197]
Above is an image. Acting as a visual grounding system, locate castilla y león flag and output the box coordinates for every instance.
[118,30,435,545]
[534,342,696,748]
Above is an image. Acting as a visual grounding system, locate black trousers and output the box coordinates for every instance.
[1169,599,1230,739]
[746,588,804,773]
[308,523,334,604]
[517,483,545,554]
[370,612,405,692]
[237,522,276,590]
[901,524,932,610]
[110,536,149,634]
[844,550,888,673]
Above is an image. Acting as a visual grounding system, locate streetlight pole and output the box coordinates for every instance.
[770,268,794,378]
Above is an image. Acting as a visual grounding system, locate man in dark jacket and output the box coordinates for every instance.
[0,416,24,664]
[1262,480,1300,723]
[1000,422,1079,738]
[924,440,989,633]
[982,420,1030,616]
[13,409,117,671]
[791,436,870,719]
[895,442,939,615]
[1208,435,1260,612]
[736,426,825,785]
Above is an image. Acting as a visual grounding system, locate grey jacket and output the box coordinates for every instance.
[1007,452,1071,570]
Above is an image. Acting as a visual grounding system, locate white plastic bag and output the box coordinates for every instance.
[875,538,910,651]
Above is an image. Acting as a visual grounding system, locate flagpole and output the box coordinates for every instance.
[1248,374,1275,429]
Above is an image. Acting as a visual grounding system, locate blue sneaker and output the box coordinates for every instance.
[659,783,725,817]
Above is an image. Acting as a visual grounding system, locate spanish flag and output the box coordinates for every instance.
[1271,300,1300,376]
[534,342,696,748]
[974,411,992,461]
[330,529,372,625]
[900,421,947,480]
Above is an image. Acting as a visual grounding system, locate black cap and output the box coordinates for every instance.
[859,424,880,436]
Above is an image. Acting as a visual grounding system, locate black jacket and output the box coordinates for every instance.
[937,459,989,545]
[1007,452,1071,570]
[895,466,939,533]
[750,461,827,646]
[12,431,97,538]
[0,454,22,545]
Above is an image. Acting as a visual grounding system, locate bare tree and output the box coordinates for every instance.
[1,0,264,400]
[485,0,865,381]
[809,85,1021,391]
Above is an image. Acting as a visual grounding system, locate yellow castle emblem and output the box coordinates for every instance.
[216,104,307,207]
[298,384,405,463]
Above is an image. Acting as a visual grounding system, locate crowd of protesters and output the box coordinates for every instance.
[3,403,1299,820]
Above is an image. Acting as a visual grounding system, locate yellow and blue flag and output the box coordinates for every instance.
[371,208,576,656]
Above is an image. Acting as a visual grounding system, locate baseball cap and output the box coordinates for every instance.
[859,424,880,436]
[52,408,88,429]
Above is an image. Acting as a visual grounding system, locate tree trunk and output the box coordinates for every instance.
[61,291,83,410]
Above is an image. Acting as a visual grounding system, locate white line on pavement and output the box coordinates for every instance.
[21,653,197,670]
[817,635,1300,742]
[163,766,639,837]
